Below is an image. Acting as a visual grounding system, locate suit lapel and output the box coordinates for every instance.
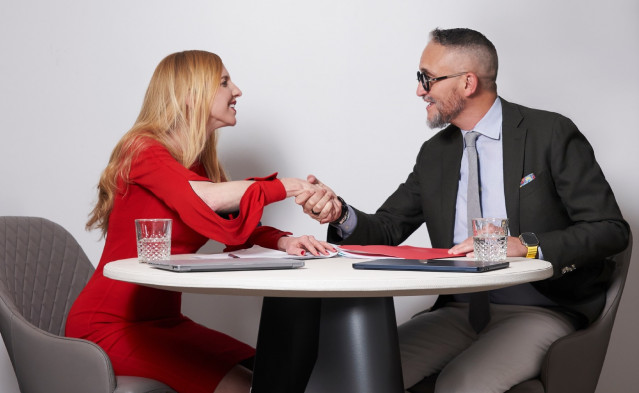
[501,98,526,236]
[440,127,463,246]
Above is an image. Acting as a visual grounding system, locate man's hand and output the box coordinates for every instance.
[449,236,528,258]
[506,236,529,258]
[295,174,342,224]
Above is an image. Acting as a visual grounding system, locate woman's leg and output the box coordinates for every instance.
[214,365,252,393]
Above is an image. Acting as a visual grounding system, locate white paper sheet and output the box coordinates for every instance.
[194,245,339,260]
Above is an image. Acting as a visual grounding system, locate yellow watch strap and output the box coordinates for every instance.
[525,245,538,258]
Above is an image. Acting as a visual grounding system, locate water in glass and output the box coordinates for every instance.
[473,234,507,261]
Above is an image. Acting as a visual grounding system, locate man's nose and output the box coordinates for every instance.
[416,82,427,96]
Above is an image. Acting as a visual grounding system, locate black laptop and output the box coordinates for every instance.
[352,258,509,273]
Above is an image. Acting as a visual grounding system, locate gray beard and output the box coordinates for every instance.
[427,112,448,129]
[426,93,465,129]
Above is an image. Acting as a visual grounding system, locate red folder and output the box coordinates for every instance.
[339,245,463,259]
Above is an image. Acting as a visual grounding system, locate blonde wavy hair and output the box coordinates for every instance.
[87,50,228,235]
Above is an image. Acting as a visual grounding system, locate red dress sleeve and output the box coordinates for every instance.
[223,225,293,252]
[128,140,287,246]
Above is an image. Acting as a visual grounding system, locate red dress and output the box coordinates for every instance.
[66,139,290,393]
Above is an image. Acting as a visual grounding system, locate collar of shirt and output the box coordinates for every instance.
[454,97,507,245]
[461,96,502,140]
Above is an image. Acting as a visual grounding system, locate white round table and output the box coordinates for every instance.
[105,256,553,393]
[104,256,552,296]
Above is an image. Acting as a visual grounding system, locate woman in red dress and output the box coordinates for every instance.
[66,50,336,393]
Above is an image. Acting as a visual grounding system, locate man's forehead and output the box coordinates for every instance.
[419,43,467,74]
[419,43,448,73]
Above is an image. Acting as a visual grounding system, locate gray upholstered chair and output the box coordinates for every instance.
[408,230,633,393]
[0,216,177,393]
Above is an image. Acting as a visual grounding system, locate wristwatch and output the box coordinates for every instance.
[330,196,350,226]
[519,232,539,258]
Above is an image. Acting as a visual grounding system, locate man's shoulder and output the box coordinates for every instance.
[501,98,572,125]
[414,125,461,159]
[501,98,582,144]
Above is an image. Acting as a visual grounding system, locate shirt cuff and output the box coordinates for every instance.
[331,205,358,239]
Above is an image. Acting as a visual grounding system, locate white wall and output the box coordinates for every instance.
[1,1,637,392]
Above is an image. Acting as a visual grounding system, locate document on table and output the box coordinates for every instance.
[194,244,462,260]
[337,245,464,259]
[194,245,339,260]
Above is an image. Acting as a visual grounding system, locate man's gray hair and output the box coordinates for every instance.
[430,28,499,91]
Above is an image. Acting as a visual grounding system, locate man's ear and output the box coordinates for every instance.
[463,72,479,96]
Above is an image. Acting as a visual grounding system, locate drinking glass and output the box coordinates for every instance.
[135,219,172,263]
[472,218,508,261]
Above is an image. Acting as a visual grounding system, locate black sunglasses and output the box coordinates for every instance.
[417,71,467,92]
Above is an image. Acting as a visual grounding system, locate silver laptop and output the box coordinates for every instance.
[148,258,305,272]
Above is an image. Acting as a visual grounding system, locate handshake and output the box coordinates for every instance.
[280,174,344,225]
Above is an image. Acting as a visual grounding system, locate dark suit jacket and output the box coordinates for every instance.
[328,98,629,325]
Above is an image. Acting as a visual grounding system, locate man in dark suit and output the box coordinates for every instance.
[299,27,629,392]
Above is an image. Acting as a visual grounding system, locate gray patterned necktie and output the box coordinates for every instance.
[465,131,482,236]
[464,131,490,333]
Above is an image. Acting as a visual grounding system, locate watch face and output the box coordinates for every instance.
[521,232,539,246]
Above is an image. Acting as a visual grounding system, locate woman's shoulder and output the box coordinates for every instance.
[136,135,168,152]
[129,136,174,162]
[124,136,179,177]
[127,135,210,181]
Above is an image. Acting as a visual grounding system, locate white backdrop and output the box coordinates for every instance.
[1,1,638,392]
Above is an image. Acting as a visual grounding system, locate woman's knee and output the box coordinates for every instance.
[213,365,252,393]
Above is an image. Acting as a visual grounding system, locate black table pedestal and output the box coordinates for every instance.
[252,297,404,393]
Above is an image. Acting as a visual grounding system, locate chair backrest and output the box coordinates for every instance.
[0,216,94,338]
[541,230,633,393]
[0,216,179,393]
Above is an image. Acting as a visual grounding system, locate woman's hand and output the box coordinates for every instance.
[277,235,337,256]
[294,174,342,224]
[280,177,326,198]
